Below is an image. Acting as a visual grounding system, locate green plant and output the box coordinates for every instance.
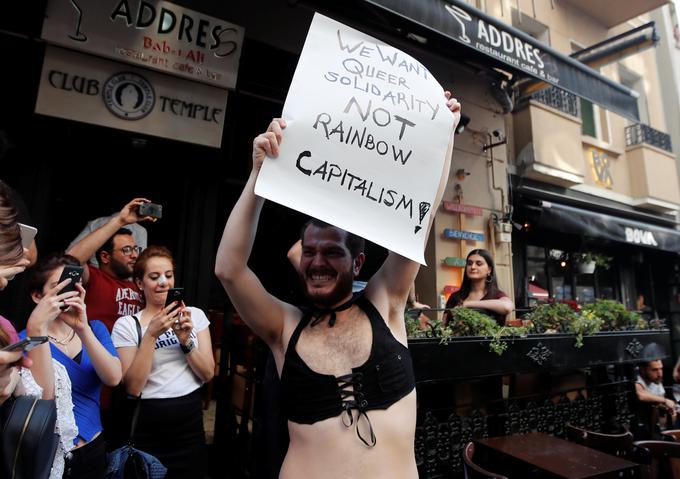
[526,302,579,334]
[582,299,645,331]
[439,308,527,355]
[567,310,603,348]
[575,252,612,269]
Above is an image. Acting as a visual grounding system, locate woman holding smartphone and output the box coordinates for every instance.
[22,253,122,479]
[112,246,214,479]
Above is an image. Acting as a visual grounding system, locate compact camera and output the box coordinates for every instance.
[138,203,163,219]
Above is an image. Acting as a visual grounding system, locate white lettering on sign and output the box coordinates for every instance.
[625,227,658,246]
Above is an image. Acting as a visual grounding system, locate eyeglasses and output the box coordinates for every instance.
[117,246,143,256]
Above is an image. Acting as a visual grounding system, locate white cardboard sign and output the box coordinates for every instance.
[255,13,454,264]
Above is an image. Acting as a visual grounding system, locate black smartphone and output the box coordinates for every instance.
[165,287,185,308]
[138,203,163,219]
[57,265,84,295]
[2,336,48,352]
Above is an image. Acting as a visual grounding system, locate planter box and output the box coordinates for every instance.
[409,329,671,383]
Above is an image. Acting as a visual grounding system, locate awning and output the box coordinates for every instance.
[540,201,680,253]
[361,0,640,121]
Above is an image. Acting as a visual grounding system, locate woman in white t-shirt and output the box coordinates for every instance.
[111,246,214,479]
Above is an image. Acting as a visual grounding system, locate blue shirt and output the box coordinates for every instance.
[20,320,118,443]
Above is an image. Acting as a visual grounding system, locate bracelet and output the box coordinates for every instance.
[180,339,196,355]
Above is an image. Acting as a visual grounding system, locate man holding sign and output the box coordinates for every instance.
[217,102,459,479]
[216,13,460,479]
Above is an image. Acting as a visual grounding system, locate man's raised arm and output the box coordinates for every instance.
[367,92,461,315]
[215,119,295,347]
[66,198,150,283]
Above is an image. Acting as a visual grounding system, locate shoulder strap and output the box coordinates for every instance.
[129,313,143,444]
[131,313,142,348]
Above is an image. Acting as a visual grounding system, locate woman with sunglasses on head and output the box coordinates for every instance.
[21,253,122,478]
[112,246,214,479]
[443,249,514,326]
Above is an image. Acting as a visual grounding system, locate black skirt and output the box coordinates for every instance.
[129,389,206,479]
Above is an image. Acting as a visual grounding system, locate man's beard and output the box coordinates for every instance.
[300,268,354,308]
[110,257,133,280]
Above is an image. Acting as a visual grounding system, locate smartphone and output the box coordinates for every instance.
[57,265,84,295]
[138,203,163,219]
[2,336,48,352]
[18,223,38,248]
[165,287,185,308]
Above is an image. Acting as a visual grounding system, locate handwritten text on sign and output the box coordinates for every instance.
[254,13,454,264]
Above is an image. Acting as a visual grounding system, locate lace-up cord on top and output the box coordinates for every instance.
[336,372,376,447]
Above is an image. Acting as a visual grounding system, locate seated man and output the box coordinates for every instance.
[636,359,676,437]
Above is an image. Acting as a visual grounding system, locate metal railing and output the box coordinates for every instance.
[625,123,672,152]
[523,86,580,118]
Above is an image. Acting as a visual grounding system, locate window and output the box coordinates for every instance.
[524,245,619,305]
[572,42,610,141]
[511,9,550,44]
[618,64,649,125]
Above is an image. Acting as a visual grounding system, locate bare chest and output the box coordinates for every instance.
[295,310,373,376]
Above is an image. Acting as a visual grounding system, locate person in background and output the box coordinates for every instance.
[637,359,676,414]
[22,254,122,479]
[443,249,514,327]
[112,246,214,479]
[69,216,147,269]
[66,198,153,332]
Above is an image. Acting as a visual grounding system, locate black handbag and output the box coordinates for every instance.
[0,395,59,479]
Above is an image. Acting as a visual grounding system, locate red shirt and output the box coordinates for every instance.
[85,264,141,332]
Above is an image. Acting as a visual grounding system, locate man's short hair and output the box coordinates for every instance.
[300,218,365,259]
[96,228,133,263]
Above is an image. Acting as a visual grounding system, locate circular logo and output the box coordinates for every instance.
[102,72,155,120]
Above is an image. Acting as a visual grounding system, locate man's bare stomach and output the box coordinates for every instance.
[280,391,418,479]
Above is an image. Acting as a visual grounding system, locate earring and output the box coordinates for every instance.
[486,273,492,284]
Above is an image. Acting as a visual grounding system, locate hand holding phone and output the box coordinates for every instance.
[165,287,185,308]
[57,265,84,310]
[137,203,163,220]
[1,336,48,352]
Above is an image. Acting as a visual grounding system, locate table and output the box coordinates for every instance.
[474,432,639,478]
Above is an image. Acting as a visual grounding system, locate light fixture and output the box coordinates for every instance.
[455,168,470,181]
[560,261,567,268]
[456,114,470,134]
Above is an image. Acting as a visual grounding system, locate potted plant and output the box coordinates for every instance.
[574,252,612,274]
[582,299,646,331]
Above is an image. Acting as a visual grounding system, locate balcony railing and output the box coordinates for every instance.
[625,123,673,153]
[522,86,579,118]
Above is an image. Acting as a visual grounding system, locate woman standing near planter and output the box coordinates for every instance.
[443,249,514,326]
[112,246,214,479]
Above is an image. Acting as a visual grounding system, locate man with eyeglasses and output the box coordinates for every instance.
[67,198,153,332]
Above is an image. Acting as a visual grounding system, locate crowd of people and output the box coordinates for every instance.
[0,188,214,478]
[3,86,677,479]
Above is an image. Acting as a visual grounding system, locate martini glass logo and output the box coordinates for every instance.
[67,0,87,42]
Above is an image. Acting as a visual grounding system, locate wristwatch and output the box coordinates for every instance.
[180,338,196,355]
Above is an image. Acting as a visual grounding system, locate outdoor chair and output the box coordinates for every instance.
[662,430,680,442]
[463,442,509,479]
[632,440,680,479]
[565,424,634,459]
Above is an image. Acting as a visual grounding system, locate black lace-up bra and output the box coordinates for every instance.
[280,293,415,447]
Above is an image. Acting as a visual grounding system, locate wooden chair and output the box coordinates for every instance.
[632,440,680,479]
[463,442,509,479]
[662,430,680,442]
[565,424,634,459]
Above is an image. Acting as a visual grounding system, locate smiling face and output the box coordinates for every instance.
[135,256,174,307]
[465,254,491,282]
[299,225,364,308]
